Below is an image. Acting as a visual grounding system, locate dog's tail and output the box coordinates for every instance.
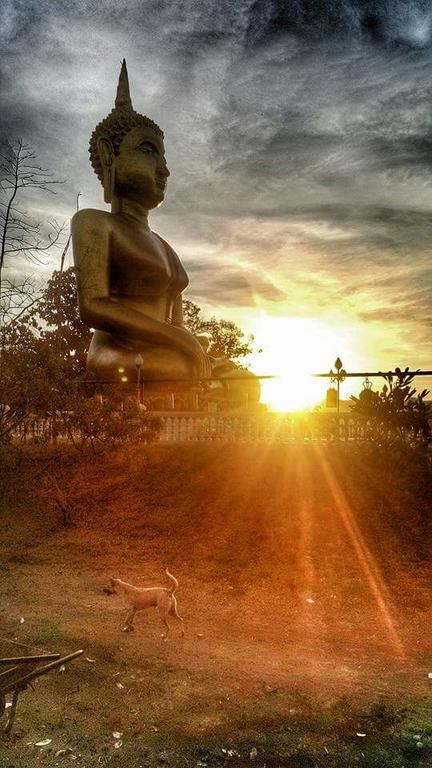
[165,569,178,594]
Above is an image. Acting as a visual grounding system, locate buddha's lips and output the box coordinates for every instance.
[155,177,167,191]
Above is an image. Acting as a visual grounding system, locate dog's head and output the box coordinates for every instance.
[102,577,119,596]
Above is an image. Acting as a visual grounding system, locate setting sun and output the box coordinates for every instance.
[248,315,349,412]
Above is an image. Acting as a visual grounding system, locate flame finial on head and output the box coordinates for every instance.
[115,59,133,111]
[89,60,164,185]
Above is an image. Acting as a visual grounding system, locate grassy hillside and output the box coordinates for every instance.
[0,443,431,767]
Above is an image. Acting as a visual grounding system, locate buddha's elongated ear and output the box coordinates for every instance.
[97,137,114,170]
[97,138,116,203]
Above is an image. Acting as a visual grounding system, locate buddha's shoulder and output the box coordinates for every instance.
[71,208,113,236]
[152,231,178,256]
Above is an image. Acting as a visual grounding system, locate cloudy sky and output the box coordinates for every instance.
[2,0,432,400]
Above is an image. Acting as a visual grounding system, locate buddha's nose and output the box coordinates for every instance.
[160,159,170,178]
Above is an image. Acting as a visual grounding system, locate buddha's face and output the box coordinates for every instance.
[114,126,170,209]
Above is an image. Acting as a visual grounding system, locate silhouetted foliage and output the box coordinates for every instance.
[183,299,254,363]
[0,268,162,449]
[350,368,431,446]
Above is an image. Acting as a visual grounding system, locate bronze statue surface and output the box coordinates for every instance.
[72,61,259,403]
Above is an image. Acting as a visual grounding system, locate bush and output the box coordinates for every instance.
[350,368,431,447]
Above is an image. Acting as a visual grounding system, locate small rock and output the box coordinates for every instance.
[112,731,123,739]
[116,682,125,690]
[114,740,123,749]
[250,746,258,760]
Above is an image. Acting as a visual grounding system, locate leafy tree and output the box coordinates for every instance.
[31,268,91,377]
[0,267,90,443]
[183,299,254,363]
[182,299,202,335]
[350,368,431,446]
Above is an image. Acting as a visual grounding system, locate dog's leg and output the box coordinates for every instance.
[122,608,136,632]
[169,596,185,637]
[158,606,170,640]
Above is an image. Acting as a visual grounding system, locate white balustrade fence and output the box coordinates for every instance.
[13,412,367,445]
[157,413,366,443]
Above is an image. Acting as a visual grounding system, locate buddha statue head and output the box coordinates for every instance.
[89,60,169,208]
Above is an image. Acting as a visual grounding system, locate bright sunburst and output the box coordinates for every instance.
[248,315,348,412]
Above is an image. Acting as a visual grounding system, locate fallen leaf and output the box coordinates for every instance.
[58,665,66,674]
[356,733,366,738]
[114,740,123,749]
[19,617,25,624]
[35,738,52,747]
[112,731,123,739]
[116,682,125,690]
[306,597,315,604]
[250,746,258,759]
[54,748,75,758]
[86,657,96,663]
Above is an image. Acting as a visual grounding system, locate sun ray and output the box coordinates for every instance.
[312,445,405,660]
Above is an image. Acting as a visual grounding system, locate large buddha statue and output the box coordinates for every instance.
[72,61,259,404]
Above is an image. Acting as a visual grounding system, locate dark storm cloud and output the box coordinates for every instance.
[242,1,432,49]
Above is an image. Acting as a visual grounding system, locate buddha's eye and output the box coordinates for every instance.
[138,142,157,156]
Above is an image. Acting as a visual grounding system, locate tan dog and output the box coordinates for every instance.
[103,569,184,639]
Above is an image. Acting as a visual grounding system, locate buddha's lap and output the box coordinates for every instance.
[87,334,192,381]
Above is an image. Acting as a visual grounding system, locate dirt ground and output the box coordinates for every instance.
[0,443,431,767]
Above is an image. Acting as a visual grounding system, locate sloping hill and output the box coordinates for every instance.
[0,443,431,766]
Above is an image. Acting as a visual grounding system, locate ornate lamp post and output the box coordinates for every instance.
[332,357,346,414]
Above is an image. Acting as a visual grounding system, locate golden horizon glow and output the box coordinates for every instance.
[247,314,352,412]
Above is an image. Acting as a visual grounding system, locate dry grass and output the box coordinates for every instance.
[0,443,431,766]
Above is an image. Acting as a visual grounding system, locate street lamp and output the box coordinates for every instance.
[135,354,144,406]
[333,357,346,415]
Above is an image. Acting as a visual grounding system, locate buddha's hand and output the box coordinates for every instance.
[189,338,212,379]
[171,326,212,379]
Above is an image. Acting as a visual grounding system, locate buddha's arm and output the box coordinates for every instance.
[171,295,184,327]
[72,211,209,370]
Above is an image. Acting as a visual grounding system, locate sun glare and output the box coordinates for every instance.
[248,315,347,412]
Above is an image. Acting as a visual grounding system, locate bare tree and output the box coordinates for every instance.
[0,138,64,301]
[0,276,43,327]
